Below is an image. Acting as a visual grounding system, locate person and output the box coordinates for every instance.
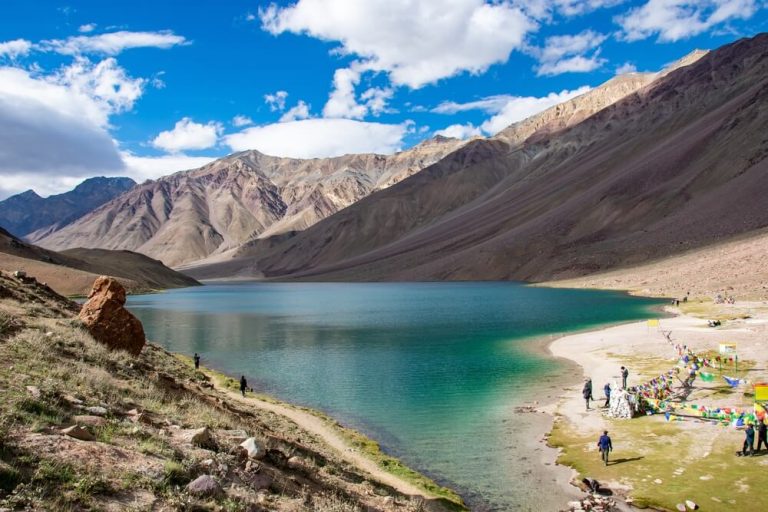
[597,430,612,465]
[193,353,200,370]
[757,420,768,453]
[239,375,248,397]
[603,383,611,408]
[582,379,593,411]
[621,366,629,389]
[741,423,755,456]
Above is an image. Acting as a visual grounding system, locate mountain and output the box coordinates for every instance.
[186,34,768,283]
[0,176,136,238]
[0,227,199,295]
[34,137,467,267]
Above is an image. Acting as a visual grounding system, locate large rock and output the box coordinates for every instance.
[61,425,95,441]
[186,475,222,497]
[78,277,145,355]
[240,437,266,460]
[189,427,217,450]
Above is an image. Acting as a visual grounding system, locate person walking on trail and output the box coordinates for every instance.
[582,379,593,411]
[741,423,755,456]
[193,353,200,370]
[597,430,613,466]
[621,366,629,389]
[239,375,248,397]
[756,420,768,453]
[603,383,611,408]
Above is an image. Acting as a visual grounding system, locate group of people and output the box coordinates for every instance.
[740,420,768,456]
[193,352,250,397]
[582,366,629,411]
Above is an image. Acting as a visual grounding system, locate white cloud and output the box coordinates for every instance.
[554,0,625,16]
[616,61,638,74]
[432,95,517,114]
[361,87,394,116]
[434,123,483,139]
[280,100,311,122]
[232,115,254,127]
[480,86,591,134]
[224,118,409,158]
[78,23,97,33]
[152,118,222,153]
[535,30,607,76]
[0,39,32,59]
[42,30,187,55]
[264,90,288,111]
[617,0,758,42]
[260,0,535,89]
[322,67,368,119]
[120,152,217,183]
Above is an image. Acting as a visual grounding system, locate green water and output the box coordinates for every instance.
[127,282,661,510]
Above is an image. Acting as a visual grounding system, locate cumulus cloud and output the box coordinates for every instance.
[264,90,288,111]
[152,118,222,153]
[78,23,97,33]
[0,39,32,59]
[232,115,254,127]
[554,0,625,16]
[260,0,535,89]
[434,123,483,139]
[120,152,217,182]
[42,30,187,55]
[323,67,368,118]
[432,95,517,114]
[534,30,607,76]
[616,61,638,74]
[280,100,311,122]
[616,0,758,42]
[224,118,409,158]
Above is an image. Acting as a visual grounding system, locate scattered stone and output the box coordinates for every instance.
[240,437,266,460]
[62,394,84,406]
[287,456,304,470]
[78,277,146,355]
[654,479,663,484]
[25,385,41,398]
[686,500,698,510]
[85,406,108,417]
[13,270,26,279]
[218,429,249,445]
[677,504,687,512]
[190,427,217,450]
[61,425,95,441]
[245,473,272,491]
[72,415,107,427]
[186,475,222,497]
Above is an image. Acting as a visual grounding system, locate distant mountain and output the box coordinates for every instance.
[185,34,768,283]
[0,227,198,296]
[33,137,467,266]
[0,176,136,238]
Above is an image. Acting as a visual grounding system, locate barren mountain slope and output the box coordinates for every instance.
[0,177,135,238]
[34,137,466,267]
[0,228,198,295]
[202,34,768,283]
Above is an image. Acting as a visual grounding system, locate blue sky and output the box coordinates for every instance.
[0,0,766,198]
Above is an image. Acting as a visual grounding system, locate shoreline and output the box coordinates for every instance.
[543,297,768,510]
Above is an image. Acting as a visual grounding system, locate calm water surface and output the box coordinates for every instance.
[127,282,660,510]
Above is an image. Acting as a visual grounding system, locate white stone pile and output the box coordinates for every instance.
[606,387,638,419]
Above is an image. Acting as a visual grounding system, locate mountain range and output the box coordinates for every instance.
[11,34,768,287]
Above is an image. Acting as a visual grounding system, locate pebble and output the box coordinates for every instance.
[654,479,663,484]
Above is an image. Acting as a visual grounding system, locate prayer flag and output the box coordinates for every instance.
[755,383,768,401]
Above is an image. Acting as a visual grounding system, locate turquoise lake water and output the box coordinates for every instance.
[127,282,661,510]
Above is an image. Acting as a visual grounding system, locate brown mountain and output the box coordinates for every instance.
[0,227,199,295]
[0,176,136,238]
[187,34,768,283]
[33,137,467,267]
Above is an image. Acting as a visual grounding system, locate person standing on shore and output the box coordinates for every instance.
[603,383,611,408]
[583,379,593,410]
[741,423,755,456]
[756,420,768,453]
[194,353,200,370]
[240,375,248,397]
[597,430,613,465]
[621,366,629,389]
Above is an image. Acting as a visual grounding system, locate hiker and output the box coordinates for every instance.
[757,420,768,453]
[603,383,611,408]
[597,430,613,465]
[621,366,629,389]
[741,423,755,456]
[582,379,593,411]
[193,353,200,370]
[239,375,248,397]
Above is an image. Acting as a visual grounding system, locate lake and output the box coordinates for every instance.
[127,282,661,510]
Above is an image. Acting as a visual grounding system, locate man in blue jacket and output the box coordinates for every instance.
[597,430,613,465]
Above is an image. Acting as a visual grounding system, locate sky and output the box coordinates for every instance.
[0,0,766,199]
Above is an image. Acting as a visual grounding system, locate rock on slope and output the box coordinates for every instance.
[0,176,136,238]
[198,34,768,283]
[34,137,466,267]
[0,227,198,295]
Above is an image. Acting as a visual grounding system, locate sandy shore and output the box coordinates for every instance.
[546,300,768,510]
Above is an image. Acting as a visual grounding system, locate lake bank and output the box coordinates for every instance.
[545,299,768,511]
